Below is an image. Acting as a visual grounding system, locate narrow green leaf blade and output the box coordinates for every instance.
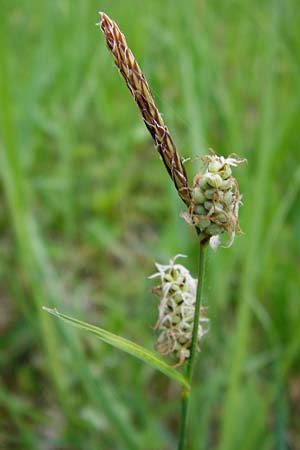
[43,307,189,389]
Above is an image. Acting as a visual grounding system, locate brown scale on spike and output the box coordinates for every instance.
[99,12,191,205]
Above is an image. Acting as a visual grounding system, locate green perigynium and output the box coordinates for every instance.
[149,255,209,367]
[183,152,246,248]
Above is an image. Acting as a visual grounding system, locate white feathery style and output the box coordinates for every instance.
[149,255,209,366]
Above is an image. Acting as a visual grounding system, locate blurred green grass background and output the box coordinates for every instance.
[1,0,300,449]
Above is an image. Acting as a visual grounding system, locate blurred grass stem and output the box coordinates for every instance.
[178,242,207,450]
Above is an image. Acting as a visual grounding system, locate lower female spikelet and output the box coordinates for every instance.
[149,255,209,367]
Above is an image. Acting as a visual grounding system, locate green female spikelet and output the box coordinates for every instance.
[149,255,209,367]
[183,153,246,248]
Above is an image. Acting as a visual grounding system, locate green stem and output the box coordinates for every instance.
[177,242,208,450]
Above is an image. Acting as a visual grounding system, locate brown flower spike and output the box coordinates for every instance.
[99,12,191,205]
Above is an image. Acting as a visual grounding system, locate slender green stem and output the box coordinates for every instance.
[177,242,208,450]
[178,383,190,450]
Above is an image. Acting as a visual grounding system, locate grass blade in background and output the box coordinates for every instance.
[0,4,141,449]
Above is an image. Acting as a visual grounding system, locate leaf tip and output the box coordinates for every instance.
[42,306,59,317]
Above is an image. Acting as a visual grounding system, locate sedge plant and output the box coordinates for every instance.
[44,12,246,450]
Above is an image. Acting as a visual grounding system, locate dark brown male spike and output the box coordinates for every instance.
[99,12,191,205]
